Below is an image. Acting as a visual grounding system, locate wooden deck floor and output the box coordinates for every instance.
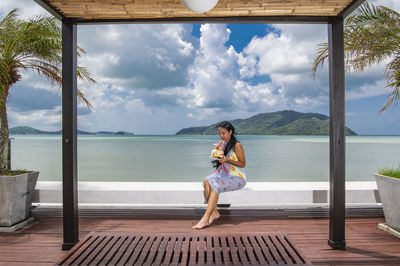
[0,209,399,265]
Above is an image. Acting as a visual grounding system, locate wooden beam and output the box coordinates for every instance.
[339,0,366,18]
[328,16,346,250]
[34,0,65,21]
[71,15,331,25]
[61,21,79,251]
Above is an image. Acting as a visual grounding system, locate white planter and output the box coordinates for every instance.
[375,173,400,231]
[0,171,39,227]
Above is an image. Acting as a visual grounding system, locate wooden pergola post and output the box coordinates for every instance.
[61,20,79,250]
[34,0,365,251]
[328,16,346,250]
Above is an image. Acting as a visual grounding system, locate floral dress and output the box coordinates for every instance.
[205,143,247,194]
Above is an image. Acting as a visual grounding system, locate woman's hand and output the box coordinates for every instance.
[218,156,229,164]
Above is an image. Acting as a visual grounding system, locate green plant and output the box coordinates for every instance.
[378,164,400,179]
[0,9,95,174]
[312,2,400,112]
[1,169,29,176]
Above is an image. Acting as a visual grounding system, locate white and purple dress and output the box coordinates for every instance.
[205,142,247,194]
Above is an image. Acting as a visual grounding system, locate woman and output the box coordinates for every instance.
[192,121,247,229]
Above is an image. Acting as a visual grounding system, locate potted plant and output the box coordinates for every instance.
[0,170,39,229]
[0,9,94,231]
[375,164,400,236]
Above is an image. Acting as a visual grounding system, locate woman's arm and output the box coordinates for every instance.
[219,142,246,168]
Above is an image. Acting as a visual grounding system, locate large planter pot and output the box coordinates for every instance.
[0,171,39,227]
[375,173,400,231]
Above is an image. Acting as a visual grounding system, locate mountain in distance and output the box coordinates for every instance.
[9,126,134,136]
[176,110,357,136]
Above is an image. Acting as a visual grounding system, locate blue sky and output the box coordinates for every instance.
[1,0,400,135]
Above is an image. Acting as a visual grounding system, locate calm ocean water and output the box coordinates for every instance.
[9,135,400,182]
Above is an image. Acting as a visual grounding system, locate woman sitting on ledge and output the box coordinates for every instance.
[192,121,247,229]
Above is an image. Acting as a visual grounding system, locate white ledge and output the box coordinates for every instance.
[33,181,379,205]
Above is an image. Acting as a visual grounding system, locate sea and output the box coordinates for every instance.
[9,135,400,182]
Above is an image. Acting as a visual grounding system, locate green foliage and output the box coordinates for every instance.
[176,110,357,135]
[0,9,95,106]
[312,2,400,112]
[0,9,96,173]
[0,169,29,176]
[378,165,400,179]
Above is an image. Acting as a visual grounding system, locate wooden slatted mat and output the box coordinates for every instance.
[57,232,311,265]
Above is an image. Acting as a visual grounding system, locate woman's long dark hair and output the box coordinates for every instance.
[212,121,238,169]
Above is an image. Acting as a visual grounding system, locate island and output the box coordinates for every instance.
[176,110,357,136]
[9,126,134,136]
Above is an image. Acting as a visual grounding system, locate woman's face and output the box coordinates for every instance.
[218,127,232,142]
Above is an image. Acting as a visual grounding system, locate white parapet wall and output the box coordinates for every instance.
[33,181,380,207]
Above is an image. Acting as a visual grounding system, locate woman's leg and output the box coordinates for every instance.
[203,179,220,223]
[192,188,219,229]
[203,179,210,203]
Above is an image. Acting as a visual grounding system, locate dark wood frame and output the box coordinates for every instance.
[61,21,79,250]
[34,0,366,251]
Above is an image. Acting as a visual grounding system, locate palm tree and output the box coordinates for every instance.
[312,2,400,112]
[0,9,95,174]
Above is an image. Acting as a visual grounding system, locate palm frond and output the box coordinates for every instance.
[77,66,96,84]
[1,9,96,111]
[77,90,92,110]
[25,60,62,85]
[311,43,329,78]
[312,2,400,112]
[344,3,400,71]
[381,55,400,112]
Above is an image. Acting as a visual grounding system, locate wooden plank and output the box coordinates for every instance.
[241,235,258,265]
[71,235,106,265]
[108,236,135,265]
[91,235,120,265]
[130,235,155,265]
[144,235,162,264]
[269,234,293,264]
[170,236,183,265]
[43,0,355,20]
[276,232,306,264]
[234,236,249,264]
[220,236,230,264]
[118,235,148,265]
[98,235,126,265]
[227,236,240,264]
[180,236,190,265]
[248,235,267,264]
[58,233,96,265]
[206,236,214,264]
[212,236,222,265]
[189,236,197,265]
[162,235,177,264]
[198,236,205,265]
[153,236,169,265]
[257,235,279,264]
[80,235,113,265]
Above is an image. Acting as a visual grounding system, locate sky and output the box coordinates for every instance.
[1,0,400,135]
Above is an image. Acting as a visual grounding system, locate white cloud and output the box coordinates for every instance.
[124,98,153,116]
[372,0,400,11]
[8,106,61,130]
[0,0,46,19]
[2,0,400,134]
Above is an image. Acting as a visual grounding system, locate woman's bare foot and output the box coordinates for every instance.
[209,210,220,224]
[192,218,210,230]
